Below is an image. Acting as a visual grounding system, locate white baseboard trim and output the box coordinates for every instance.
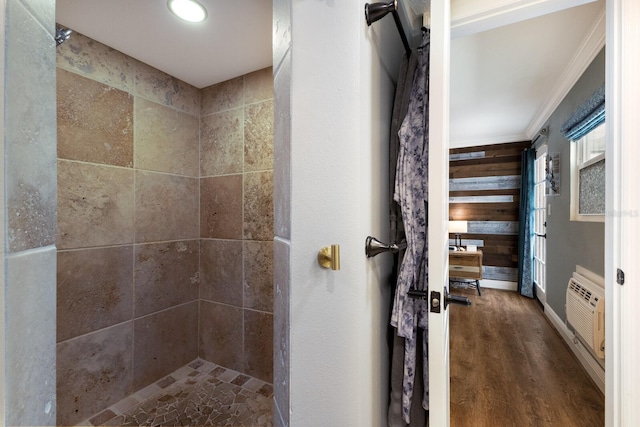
[479,279,517,291]
[543,303,605,394]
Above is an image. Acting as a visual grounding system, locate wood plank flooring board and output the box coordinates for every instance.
[450,204,520,221]
[450,289,604,427]
[450,189,521,198]
[467,221,519,236]
[481,266,518,282]
[450,141,530,158]
[480,244,518,257]
[481,254,517,268]
[449,163,522,179]
[449,176,522,192]
[451,154,523,168]
[450,151,486,161]
[449,195,516,204]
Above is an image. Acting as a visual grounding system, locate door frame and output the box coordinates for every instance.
[605,0,640,424]
[427,0,452,425]
[427,0,637,425]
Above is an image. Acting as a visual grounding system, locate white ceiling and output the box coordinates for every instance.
[449,0,605,147]
[56,0,273,89]
[56,0,605,147]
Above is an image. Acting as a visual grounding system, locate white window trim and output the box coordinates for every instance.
[570,142,605,222]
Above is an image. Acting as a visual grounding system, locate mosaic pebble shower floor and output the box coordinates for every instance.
[81,359,273,427]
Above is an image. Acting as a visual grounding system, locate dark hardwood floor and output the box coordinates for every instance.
[450,288,604,427]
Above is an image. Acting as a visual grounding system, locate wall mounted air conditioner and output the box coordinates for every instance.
[566,272,605,359]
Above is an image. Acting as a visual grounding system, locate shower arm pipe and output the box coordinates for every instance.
[391,9,412,57]
[365,1,412,57]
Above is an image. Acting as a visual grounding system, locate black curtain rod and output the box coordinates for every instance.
[365,1,412,57]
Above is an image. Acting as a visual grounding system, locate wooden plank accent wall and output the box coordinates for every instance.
[449,141,530,281]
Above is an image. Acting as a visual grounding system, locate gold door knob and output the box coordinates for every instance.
[318,244,340,270]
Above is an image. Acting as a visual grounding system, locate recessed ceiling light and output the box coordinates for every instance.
[167,0,208,23]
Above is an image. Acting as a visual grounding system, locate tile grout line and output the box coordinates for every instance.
[57,62,200,118]
[57,157,201,180]
[198,84,203,362]
[131,90,138,398]
[57,238,202,253]
[241,74,247,369]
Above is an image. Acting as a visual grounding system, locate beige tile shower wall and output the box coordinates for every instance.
[3,1,57,425]
[199,67,275,383]
[55,32,201,426]
[273,0,292,423]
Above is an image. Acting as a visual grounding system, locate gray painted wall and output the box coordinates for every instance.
[542,49,605,321]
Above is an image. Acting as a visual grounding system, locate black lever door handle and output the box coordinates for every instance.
[444,287,471,309]
[429,287,472,313]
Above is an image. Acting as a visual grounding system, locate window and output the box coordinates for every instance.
[570,123,605,221]
[577,123,605,164]
[533,148,547,299]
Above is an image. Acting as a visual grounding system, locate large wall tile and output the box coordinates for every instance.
[200,108,244,176]
[5,172,57,253]
[244,241,273,312]
[57,246,134,342]
[18,0,55,35]
[133,302,198,390]
[57,322,134,426]
[273,0,291,77]
[273,238,290,427]
[200,175,243,239]
[134,240,200,317]
[5,247,56,426]
[274,57,292,240]
[200,239,243,306]
[134,98,199,176]
[57,160,134,249]
[199,301,243,372]
[244,171,274,241]
[135,171,199,243]
[5,0,56,253]
[201,76,243,115]
[244,100,274,172]
[134,60,199,116]
[275,405,287,427]
[51,31,278,423]
[244,67,274,105]
[57,69,134,167]
[56,31,134,93]
[244,310,274,383]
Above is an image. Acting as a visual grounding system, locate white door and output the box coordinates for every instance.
[428,1,452,425]
[533,147,547,305]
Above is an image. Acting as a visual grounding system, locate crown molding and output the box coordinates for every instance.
[525,7,606,138]
[451,0,599,39]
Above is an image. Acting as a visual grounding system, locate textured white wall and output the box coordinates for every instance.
[288,1,401,425]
